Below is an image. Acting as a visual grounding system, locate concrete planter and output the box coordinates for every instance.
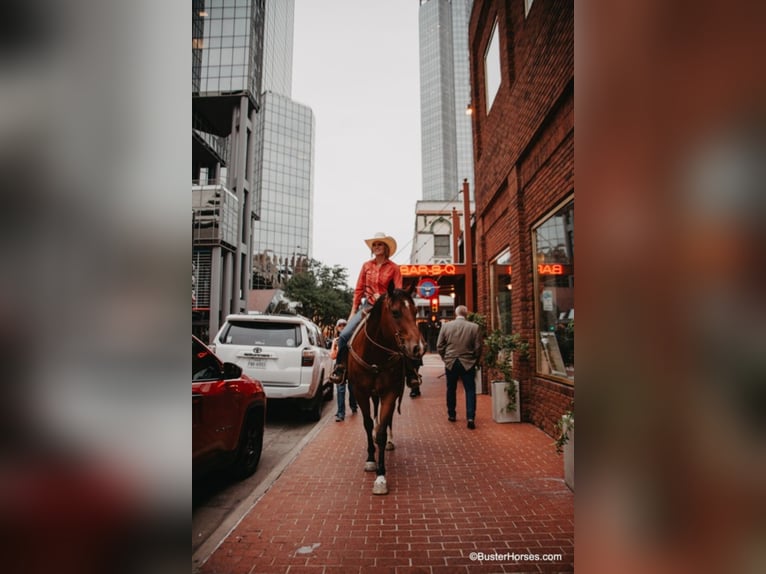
[491,380,520,423]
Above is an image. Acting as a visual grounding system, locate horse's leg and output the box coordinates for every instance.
[385,419,395,451]
[372,395,380,431]
[372,394,397,495]
[358,395,376,472]
[387,377,405,451]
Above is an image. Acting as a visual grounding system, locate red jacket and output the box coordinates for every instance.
[353,259,402,310]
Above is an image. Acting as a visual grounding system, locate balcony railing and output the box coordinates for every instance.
[193,110,229,163]
[192,182,238,249]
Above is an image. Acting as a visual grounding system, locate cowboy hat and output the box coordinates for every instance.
[364,232,397,255]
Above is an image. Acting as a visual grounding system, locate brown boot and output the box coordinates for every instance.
[405,370,421,389]
[329,362,346,384]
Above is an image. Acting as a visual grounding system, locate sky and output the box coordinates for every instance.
[291,0,422,287]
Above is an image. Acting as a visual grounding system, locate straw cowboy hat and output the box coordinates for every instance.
[364,232,397,256]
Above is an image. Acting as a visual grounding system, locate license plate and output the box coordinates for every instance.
[247,359,266,369]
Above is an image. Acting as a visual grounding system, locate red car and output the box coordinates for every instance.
[193,336,266,480]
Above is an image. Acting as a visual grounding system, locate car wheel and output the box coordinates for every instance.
[305,386,323,422]
[231,410,264,480]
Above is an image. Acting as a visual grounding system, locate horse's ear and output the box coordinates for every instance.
[387,280,395,296]
[407,282,417,296]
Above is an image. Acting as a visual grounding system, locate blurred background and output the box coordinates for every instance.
[0,0,764,572]
[577,1,766,573]
[0,0,188,572]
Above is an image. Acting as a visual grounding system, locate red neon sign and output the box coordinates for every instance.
[537,264,564,275]
[400,264,457,277]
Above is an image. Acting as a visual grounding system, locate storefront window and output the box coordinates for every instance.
[533,200,574,382]
[490,249,512,334]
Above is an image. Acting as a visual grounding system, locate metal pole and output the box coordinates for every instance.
[462,179,474,312]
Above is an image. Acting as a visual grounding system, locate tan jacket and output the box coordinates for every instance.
[436,317,483,370]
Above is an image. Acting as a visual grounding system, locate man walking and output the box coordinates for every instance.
[436,305,483,429]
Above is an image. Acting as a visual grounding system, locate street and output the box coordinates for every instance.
[192,396,334,560]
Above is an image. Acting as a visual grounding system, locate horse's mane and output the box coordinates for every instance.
[369,287,410,322]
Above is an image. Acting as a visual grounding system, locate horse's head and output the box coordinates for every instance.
[375,281,426,360]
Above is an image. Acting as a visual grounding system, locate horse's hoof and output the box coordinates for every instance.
[385,440,395,451]
[364,461,377,472]
[372,476,388,495]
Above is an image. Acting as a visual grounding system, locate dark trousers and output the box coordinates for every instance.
[445,361,476,421]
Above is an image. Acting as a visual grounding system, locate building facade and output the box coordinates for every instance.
[251,0,315,292]
[192,0,266,342]
[251,91,314,289]
[261,0,294,97]
[418,0,475,201]
[468,0,574,436]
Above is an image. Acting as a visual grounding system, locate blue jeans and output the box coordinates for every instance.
[445,361,477,421]
[335,301,371,363]
[336,382,358,418]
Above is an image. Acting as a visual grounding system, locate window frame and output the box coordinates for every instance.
[531,197,574,385]
[484,19,501,112]
[489,248,512,334]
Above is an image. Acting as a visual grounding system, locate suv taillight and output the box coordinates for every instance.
[301,349,315,367]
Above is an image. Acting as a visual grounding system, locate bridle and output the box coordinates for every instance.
[348,295,412,375]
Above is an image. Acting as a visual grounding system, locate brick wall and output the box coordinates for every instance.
[470,0,574,437]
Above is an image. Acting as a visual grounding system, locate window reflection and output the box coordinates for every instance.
[533,200,574,381]
[490,249,512,334]
[484,20,501,111]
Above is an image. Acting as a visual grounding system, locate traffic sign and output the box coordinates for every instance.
[416,278,439,298]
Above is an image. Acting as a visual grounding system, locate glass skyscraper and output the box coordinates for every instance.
[251,0,316,289]
[252,91,314,288]
[418,0,474,201]
[261,0,294,97]
[193,0,266,341]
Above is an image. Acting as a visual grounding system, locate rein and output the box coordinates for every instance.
[348,300,408,375]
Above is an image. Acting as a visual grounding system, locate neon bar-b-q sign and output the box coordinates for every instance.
[400,264,457,277]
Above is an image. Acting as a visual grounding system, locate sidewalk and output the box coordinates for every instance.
[198,354,574,573]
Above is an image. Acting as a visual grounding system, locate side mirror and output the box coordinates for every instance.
[222,362,243,380]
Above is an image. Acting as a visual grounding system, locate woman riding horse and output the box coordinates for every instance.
[346,280,425,494]
[329,232,420,389]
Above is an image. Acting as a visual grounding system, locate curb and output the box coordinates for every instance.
[191,407,334,572]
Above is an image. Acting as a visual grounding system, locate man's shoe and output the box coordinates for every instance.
[409,388,421,398]
[448,416,456,422]
[467,420,476,430]
[329,365,346,384]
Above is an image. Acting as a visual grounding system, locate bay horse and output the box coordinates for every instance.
[347,281,425,495]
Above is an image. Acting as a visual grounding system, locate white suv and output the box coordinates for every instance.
[211,313,333,421]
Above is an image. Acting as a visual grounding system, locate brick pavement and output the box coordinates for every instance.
[198,354,574,573]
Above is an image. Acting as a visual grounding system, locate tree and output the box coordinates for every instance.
[284,259,352,327]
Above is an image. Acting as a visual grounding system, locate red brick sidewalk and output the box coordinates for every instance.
[199,354,574,573]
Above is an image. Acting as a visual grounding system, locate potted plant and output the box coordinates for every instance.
[554,405,574,491]
[483,330,528,423]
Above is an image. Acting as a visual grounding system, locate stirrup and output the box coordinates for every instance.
[330,365,346,384]
[405,372,421,388]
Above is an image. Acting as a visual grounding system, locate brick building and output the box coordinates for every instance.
[468,0,574,436]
